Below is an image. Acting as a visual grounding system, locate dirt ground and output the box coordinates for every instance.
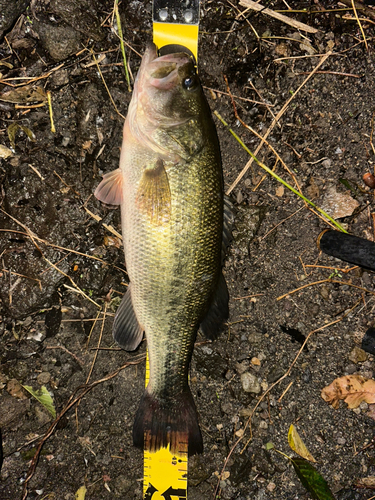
[1,1,375,499]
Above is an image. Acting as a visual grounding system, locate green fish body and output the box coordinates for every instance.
[95,44,230,455]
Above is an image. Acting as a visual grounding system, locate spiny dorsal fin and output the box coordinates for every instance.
[94,168,123,205]
[136,158,171,225]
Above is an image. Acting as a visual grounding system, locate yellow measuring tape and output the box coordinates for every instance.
[143,3,199,498]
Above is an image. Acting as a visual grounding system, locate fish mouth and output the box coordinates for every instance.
[146,44,191,90]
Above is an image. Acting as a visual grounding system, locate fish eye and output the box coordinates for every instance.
[183,75,198,91]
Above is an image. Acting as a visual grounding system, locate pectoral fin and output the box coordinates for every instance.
[136,159,171,225]
[94,168,123,205]
[113,284,144,350]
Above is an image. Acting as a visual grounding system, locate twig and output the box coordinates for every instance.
[338,0,375,21]
[226,51,332,195]
[90,49,126,120]
[295,70,361,78]
[47,91,55,133]
[277,278,375,301]
[239,0,318,33]
[86,302,108,383]
[260,206,304,240]
[351,0,369,50]
[21,355,146,500]
[45,345,85,366]
[223,75,302,192]
[0,209,101,308]
[203,85,273,107]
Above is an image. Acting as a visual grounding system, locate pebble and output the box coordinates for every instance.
[241,372,261,394]
[267,482,276,492]
[337,437,346,445]
[360,401,368,411]
[37,372,51,385]
[236,361,250,375]
[345,364,357,374]
[259,420,268,430]
[349,346,367,364]
[251,357,261,366]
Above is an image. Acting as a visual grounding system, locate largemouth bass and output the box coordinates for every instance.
[95,44,232,455]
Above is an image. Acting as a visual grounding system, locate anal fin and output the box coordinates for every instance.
[199,272,229,340]
[113,284,144,350]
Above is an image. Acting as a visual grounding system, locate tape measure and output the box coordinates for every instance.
[143,3,200,498]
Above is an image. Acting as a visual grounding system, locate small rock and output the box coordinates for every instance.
[345,364,357,374]
[235,361,249,375]
[251,357,261,366]
[302,366,312,383]
[268,366,284,384]
[241,372,261,394]
[337,437,346,445]
[248,331,263,344]
[259,420,268,430]
[321,159,332,169]
[320,285,330,300]
[37,372,51,385]
[360,401,368,411]
[34,20,83,62]
[349,347,367,364]
[267,482,276,492]
[7,379,28,399]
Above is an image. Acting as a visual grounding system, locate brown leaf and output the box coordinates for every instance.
[321,375,375,409]
[0,85,47,104]
[355,476,375,488]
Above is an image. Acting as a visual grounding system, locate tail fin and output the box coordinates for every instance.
[133,387,203,456]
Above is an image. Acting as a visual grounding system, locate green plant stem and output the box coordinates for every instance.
[214,111,348,234]
[115,0,131,92]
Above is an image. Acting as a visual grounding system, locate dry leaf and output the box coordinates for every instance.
[355,476,375,488]
[0,144,13,158]
[288,424,316,463]
[321,186,359,219]
[321,375,375,409]
[0,85,47,104]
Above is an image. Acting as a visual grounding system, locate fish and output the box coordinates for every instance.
[95,43,233,455]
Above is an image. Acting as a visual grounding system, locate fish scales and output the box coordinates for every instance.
[95,43,230,455]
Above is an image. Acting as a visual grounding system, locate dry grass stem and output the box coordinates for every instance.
[260,206,304,240]
[86,302,108,384]
[47,91,55,133]
[277,278,375,301]
[1,209,101,308]
[203,85,273,107]
[239,0,318,33]
[226,51,332,195]
[223,75,303,194]
[84,207,123,239]
[28,164,45,180]
[90,49,126,120]
[278,380,294,402]
[46,345,85,366]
